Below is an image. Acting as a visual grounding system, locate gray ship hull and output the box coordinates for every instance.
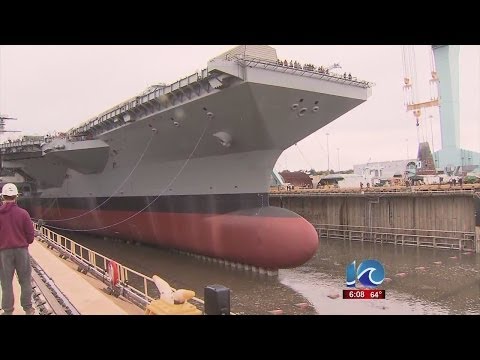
[2,46,372,269]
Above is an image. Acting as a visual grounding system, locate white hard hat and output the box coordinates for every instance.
[2,183,19,197]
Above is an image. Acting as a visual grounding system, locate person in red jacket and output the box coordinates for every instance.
[0,183,35,315]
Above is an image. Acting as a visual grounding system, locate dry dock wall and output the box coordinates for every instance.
[270,192,476,234]
[475,195,480,226]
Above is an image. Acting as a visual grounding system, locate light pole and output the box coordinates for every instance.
[428,114,437,167]
[326,133,330,173]
[337,148,340,171]
[429,115,435,152]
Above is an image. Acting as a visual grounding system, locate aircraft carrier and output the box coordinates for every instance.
[0,45,372,269]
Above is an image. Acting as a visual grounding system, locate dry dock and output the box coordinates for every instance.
[270,186,480,252]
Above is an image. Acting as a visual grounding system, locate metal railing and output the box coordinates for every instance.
[33,224,209,312]
[226,54,373,89]
[313,223,476,251]
[68,69,209,137]
[270,184,480,196]
[0,139,43,149]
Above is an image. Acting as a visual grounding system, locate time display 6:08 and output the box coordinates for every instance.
[342,289,385,299]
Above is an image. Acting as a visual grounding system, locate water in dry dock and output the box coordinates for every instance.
[56,231,480,315]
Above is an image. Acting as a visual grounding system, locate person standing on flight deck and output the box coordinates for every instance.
[0,183,35,315]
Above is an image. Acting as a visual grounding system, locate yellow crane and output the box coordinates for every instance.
[402,45,439,127]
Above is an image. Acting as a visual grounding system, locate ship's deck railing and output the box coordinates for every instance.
[59,49,374,139]
[69,51,373,137]
[68,68,210,137]
[226,54,373,89]
[34,224,208,312]
[0,139,43,150]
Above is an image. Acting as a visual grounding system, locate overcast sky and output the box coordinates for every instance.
[1,45,479,171]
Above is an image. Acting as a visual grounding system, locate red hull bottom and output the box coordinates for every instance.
[33,206,319,269]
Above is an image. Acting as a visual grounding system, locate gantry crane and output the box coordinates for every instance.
[402,45,480,170]
[401,46,441,173]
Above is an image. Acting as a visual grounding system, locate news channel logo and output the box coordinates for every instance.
[346,259,385,288]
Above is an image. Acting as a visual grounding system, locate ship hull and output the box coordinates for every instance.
[6,48,372,269]
[26,195,318,269]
